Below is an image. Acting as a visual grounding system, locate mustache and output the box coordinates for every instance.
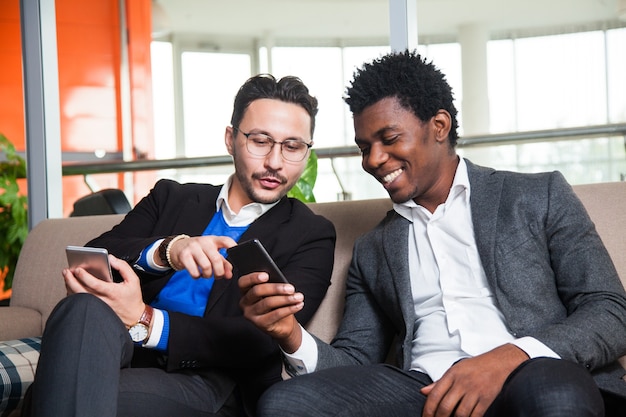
[252,170,288,184]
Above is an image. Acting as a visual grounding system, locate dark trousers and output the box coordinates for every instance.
[258,358,623,417]
[23,293,238,417]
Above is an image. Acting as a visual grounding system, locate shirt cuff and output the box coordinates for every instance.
[143,308,164,349]
[511,336,560,359]
[135,239,170,274]
[281,324,318,376]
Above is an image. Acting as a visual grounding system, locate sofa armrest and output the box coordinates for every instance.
[0,307,43,341]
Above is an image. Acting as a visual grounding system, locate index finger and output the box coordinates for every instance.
[208,235,238,251]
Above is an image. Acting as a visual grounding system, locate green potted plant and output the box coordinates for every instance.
[287,149,317,203]
[0,133,28,299]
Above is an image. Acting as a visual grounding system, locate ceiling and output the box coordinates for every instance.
[155,0,626,42]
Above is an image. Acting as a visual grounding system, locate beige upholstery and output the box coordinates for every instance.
[0,215,123,339]
[304,198,393,342]
[1,182,625,354]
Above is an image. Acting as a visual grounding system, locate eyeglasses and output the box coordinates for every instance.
[233,127,312,162]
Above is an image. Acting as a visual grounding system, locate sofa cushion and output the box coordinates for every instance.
[0,338,41,417]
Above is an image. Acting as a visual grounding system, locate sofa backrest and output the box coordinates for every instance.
[569,182,626,284]
[7,181,626,342]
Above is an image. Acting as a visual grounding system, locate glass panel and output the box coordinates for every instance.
[181,52,251,157]
[607,28,626,124]
[460,135,625,185]
[271,47,345,148]
[514,32,607,130]
[487,39,517,133]
[151,41,176,159]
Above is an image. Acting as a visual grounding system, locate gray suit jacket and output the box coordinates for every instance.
[315,159,626,396]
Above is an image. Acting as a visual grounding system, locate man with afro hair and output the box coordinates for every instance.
[240,50,626,416]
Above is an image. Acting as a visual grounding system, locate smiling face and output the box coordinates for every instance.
[354,96,458,211]
[225,98,312,212]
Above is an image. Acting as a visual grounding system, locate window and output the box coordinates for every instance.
[150,27,626,200]
[150,41,175,159]
[607,28,626,124]
[181,52,251,157]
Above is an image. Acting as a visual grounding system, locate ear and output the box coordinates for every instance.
[225,126,235,156]
[432,110,452,144]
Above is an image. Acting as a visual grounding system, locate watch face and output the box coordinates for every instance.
[129,324,149,343]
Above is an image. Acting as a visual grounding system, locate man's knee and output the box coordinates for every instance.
[49,293,105,319]
[492,358,604,417]
[43,293,125,343]
[257,377,313,417]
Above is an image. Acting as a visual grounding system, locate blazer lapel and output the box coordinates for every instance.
[204,198,291,315]
[466,159,503,286]
[382,212,415,367]
[168,185,220,235]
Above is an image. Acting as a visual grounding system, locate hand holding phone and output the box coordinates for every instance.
[226,239,289,284]
[66,245,121,283]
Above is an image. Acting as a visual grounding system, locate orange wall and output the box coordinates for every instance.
[0,0,154,216]
[0,0,25,148]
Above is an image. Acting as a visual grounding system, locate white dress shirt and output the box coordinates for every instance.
[285,159,559,380]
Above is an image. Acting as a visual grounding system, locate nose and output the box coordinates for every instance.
[264,142,284,169]
[363,142,388,170]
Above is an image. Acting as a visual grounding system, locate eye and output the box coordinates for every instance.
[250,134,272,146]
[382,135,399,145]
[358,146,370,156]
[283,140,306,153]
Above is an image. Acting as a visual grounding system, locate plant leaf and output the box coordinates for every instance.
[288,149,317,203]
[0,133,28,292]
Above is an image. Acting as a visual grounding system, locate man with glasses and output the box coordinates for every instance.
[24,74,336,417]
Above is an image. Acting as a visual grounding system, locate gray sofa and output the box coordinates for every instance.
[1,183,625,415]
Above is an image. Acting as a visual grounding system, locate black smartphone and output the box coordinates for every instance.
[65,245,121,283]
[226,239,289,284]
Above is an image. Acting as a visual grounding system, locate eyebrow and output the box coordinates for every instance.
[244,128,310,143]
[354,125,400,144]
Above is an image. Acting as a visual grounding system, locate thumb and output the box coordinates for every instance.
[421,382,435,395]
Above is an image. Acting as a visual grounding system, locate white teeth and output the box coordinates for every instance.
[382,169,402,184]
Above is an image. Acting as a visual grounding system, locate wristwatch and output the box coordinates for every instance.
[158,235,176,266]
[128,305,153,344]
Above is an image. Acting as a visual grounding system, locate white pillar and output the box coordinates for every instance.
[459,23,490,135]
[171,34,186,157]
[261,31,275,74]
[20,0,63,225]
[389,0,418,52]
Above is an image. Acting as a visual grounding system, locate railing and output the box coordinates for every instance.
[58,123,626,176]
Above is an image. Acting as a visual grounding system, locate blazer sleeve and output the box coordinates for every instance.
[87,179,219,262]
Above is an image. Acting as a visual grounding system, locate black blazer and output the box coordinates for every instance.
[88,179,336,409]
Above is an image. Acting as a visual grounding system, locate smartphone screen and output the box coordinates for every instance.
[65,245,119,283]
[226,239,289,284]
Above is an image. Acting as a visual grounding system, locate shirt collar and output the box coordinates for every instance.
[216,175,279,226]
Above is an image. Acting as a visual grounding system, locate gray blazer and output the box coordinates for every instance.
[315,159,626,396]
